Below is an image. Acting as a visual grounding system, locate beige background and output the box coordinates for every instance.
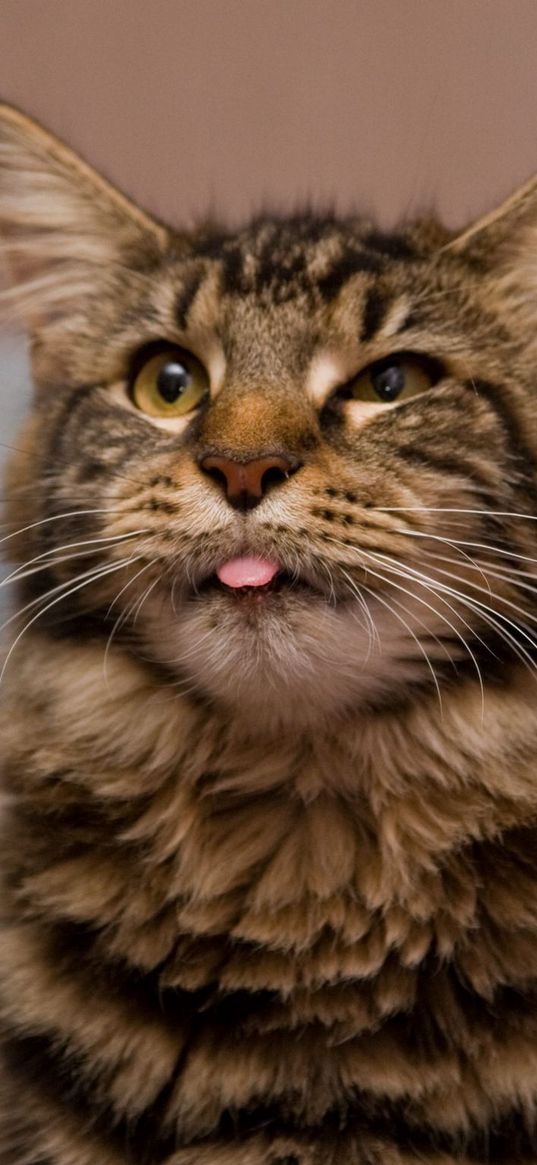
[1,0,537,233]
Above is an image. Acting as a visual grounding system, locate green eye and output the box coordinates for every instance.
[130,347,209,418]
[350,355,439,404]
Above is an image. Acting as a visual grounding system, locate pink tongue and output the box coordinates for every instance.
[216,556,280,589]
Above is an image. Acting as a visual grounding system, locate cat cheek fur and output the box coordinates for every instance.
[2,103,537,1165]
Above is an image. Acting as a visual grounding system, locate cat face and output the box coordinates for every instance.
[2,105,537,729]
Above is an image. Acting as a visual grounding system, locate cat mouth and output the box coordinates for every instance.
[201,571,312,597]
[194,555,328,600]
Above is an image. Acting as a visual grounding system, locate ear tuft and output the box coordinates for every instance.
[0,103,168,334]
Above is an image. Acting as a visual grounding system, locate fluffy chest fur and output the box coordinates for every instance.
[3,105,537,1165]
[3,637,537,1164]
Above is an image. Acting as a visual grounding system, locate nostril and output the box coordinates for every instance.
[203,464,229,493]
[260,464,290,492]
[199,452,301,510]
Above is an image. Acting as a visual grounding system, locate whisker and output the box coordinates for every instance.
[338,536,537,684]
[105,560,155,622]
[393,527,537,569]
[372,547,537,637]
[364,581,459,670]
[1,530,149,586]
[429,585,537,679]
[0,439,178,494]
[375,506,537,521]
[406,535,494,596]
[0,557,142,684]
[102,561,156,684]
[0,509,118,546]
[363,558,486,712]
[365,547,537,670]
[317,559,338,607]
[131,576,161,627]
[344,573,444,714]
[339,566,380,659]
[324,535,489,705]
[421,550,537,598]
[394,574,537,698]
[0,555,141,642]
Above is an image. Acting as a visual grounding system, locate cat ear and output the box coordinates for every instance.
[0,103,168,336]
[446,173,537,280]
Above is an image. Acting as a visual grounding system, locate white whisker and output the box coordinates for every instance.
[0,508,117,546]
[1,530,149,586]
[339,566,380,659]
[393,526,537,569]
[131,577,161,627]
[363,547,537,675]
[375,506,537,520]
[0,557,143,684]
[352,575,444,714]
[343,535,537,686]
[102,561,156,684]
[324,535,488,708]
[373,548,537,636]
[421,550,537,599]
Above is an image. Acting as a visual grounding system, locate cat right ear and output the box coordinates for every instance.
[0,103,168,337]
[446,171,537,279]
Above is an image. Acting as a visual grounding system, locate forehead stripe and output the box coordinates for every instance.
[175,268,206,330]
[469,378,537,473]
[317,251,382,301]
[360,288,391,344]
[363,230,418,261]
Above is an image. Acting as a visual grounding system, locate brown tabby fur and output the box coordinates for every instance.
[2,106,537,1164]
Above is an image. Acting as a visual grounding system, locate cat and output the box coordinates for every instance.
[1,102,537,1165]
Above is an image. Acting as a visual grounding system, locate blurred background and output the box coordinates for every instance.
[1,0,537,606]
[4,0,537,232]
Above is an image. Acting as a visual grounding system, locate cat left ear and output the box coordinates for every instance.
[446,172,537,277]
[0,103,168,334]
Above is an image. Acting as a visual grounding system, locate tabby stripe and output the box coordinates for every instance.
[47,383,97,464]
[433,630,537,689]
[195,230,232,260]
[359,288,390,344]
[175,268,206,329]
[9,1031,536,1164]
[253,250,307,296]
[398,307,422,331]
[216,1097,537,1164]
[364,639,521,711]
[220,245,249,295]
[17,597,110,642]
[469,378,537,476]
[43,917,215,1022]
[26,918,278,1041]
[1,1033,176,1165]
[362,230,418,261]
[397,445,482,477]
[46,921,283,1039]
[317,251,382,300]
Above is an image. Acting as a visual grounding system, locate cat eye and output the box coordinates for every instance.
[345,354,441,405]
[130,346,209,418]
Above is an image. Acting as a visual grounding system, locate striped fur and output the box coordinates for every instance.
[2,105,537,1163]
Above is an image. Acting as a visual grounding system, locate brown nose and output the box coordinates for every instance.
[199,453,298,511]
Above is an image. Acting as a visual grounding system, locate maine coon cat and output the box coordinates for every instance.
[2,103,537,1165]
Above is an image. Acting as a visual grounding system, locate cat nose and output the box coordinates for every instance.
[199,453,299,511]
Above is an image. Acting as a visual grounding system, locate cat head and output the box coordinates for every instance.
[2,104,537,732]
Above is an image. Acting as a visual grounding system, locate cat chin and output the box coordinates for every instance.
[136,585,430,730]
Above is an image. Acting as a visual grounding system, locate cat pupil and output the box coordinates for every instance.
[372,364,405,402]
[157,361,190,403]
